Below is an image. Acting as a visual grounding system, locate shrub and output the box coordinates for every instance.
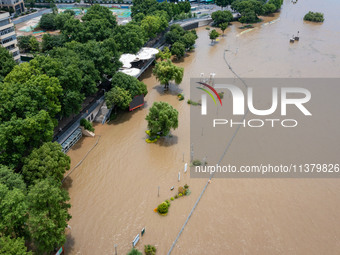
[80,118,95,132]
[177,93,184,101]
[157,202,169,214]
[187,99,199,106]
[184,184,189,189]
[179,193,183,197]
[218,92,224,99]
[144,245,157,255]
[304,11,324,22]
[165,200,171,208]
[192,160,202,166]
[178,186,184,194]
[127,248,142,255]
[175,194,178,199]
[170,197,174,201]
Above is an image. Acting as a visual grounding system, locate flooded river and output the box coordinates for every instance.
[64,0,340,254]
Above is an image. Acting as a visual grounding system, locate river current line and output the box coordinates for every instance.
[167,50,250,255]
[62,135,101,183]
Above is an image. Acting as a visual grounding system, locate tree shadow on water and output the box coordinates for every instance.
[64,233,75,254]
[153,84,183,96]
[106,108,141,126]
[156,135,178,147]
[62,176,73,190]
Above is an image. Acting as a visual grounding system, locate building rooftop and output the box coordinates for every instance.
[0,11,10,20]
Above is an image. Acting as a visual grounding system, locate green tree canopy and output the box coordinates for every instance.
[41,34,66,52]
[0,184,28,238]
[165,24,186,45]
[263,3,276,14]
[61,4,117,43]
[49,47,100,96]
[82,4,117,27]
[141,15,168,39]
[27,179,71,254]
[146,102,178,137]
[0,63,62,122]
[211,10,233,26]
[28,36,39,52]
[111,72,147,98]
[22,142,70,186]
[105,86,132,110]
[0,47,16,82]
[165,24,197,50]
[304,11,324,22]
[0,165,25,191]
[268,0,283,10]
[131,0,159,18]
[152,59,184,90]
[209,29,220,43]
[156,47,171,60]
[39,13,56,30]
[171,42,185,59]
[127,248,143,255]
[113,23,146,54]
[55,12,74,30]
[17,36,30,52]
[65,39,121,78]
[180,31,197,50]
[0,236,32,255]
[0,110,55,168]
[0,63,58,168]
[215,0,233,9]
[231,0,264,23]
[220,22,229,34]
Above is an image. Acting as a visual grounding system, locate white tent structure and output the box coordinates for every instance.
[119,48,159,77]
[119,68,141,77]
[119,54,137,69]
[134,47,159,61]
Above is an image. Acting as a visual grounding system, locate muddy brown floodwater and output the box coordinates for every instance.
[64,0,340,254]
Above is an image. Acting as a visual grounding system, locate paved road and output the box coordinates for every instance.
[13,8,52,25]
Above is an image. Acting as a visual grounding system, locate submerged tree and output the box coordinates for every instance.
[209,29,220,43]
[152,59,184,90]
[304,11,324,22]
[171,42,186,59]
[220,22,228,34]
[146,102,178,137]
[156,47,171,60]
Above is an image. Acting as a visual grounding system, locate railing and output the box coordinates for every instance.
[55,94,105,145]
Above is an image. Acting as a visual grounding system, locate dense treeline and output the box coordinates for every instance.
[213,0,283,24]
[1,2,195,252]
[0,5,124,254]
[231,0,283,23]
